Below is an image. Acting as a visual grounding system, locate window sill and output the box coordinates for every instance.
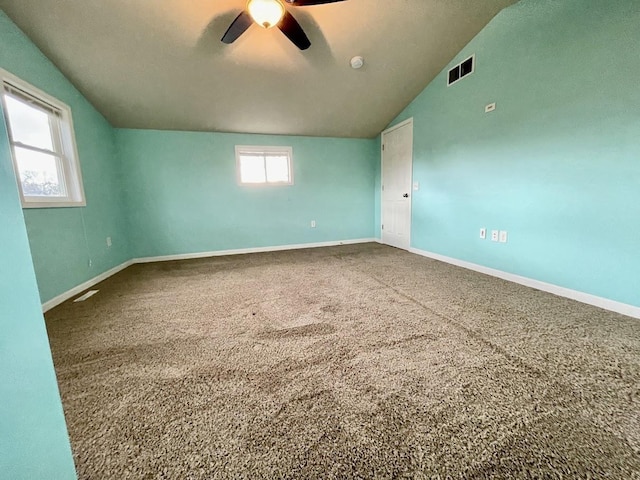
[238,182,294,187]
[22,199,87,209]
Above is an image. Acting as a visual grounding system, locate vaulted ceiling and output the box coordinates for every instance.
[0,0,517,138]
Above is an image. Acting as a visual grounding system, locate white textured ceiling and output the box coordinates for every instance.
[0,0,517,138]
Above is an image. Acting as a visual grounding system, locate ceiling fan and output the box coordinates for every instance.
[221,0,346,51]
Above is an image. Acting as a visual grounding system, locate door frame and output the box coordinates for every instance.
[380,117,414,249]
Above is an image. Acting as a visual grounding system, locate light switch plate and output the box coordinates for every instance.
[499,230,508,243]
[480,228,487,239]
[485,102,496,113]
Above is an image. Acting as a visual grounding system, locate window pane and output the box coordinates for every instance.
[14,146,66,197]
[265,155,290,183]
[239,155,266,183]
[4,94,55,151]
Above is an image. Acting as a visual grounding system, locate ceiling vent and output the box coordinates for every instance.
[447,55,474,86]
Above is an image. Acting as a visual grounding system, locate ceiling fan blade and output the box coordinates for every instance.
[221,11,253,44]
[278,11,311,50]
[284,0,346,6]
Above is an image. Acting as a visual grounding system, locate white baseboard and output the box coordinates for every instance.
[132,238,377,264]
[42,239,377,311]
[42,260,134,313]
[409,247,640,320]
[47,241,637,320]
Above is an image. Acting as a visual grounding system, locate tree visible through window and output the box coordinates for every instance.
[5,95,64,196]
[1,70,85,207]
[236,146,293,185]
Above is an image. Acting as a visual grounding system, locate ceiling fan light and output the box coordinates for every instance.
[247,0,285,29]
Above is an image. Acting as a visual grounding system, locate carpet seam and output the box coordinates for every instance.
[365,274,640,454]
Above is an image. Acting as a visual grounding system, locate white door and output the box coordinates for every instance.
[381,118,413,250]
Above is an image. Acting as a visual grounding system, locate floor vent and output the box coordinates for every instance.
[74,290,99,302]
[448,55,474,86]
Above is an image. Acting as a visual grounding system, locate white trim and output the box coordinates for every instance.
[19,200,87,208]
[73,289,99,302]
[0,68,86,208]
[41,239,376,311]
[41,240,640,320]
[42,260,133,313]
[409,247,640,320]
[380,117,413,250]
[382,117,414,135]
[133,238,377,264]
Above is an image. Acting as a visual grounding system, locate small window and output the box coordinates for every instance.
[235,146,293,185]
[1,69,85,208]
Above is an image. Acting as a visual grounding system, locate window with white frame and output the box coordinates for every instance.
[235,145,293,185]
[1,70,85,208]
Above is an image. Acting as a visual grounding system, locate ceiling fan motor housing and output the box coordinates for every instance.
[222,0,346,50]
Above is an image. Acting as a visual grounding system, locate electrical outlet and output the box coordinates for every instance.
[491,230,499,242]
[106,236,112,247]
[479,228,487,239]
[311,220,316,228]
[499,231,508,243]
[88,259,93,267]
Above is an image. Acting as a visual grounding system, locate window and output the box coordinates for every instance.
[1,69,85,208]
[236,145,293,185]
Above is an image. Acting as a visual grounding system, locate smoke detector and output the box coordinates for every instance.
[350,56,364,69]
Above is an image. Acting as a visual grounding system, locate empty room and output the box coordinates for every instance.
[1,0,639,478]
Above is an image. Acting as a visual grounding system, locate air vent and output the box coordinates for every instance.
[447,55,475,86]
[74,290,99,302]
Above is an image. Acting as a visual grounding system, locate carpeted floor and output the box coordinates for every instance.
[45,243,640,479]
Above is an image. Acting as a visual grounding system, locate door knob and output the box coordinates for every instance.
[403,193,409,198]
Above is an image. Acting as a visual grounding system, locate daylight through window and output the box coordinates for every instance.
[1,70,85,207]
[236,146,293,185]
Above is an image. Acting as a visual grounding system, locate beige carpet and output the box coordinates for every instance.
[45,243,640,479]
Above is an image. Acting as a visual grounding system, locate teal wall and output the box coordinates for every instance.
[389,0,640,307]
[0,11,130,304]
[0,91,76,478]
[117,129,377,258]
